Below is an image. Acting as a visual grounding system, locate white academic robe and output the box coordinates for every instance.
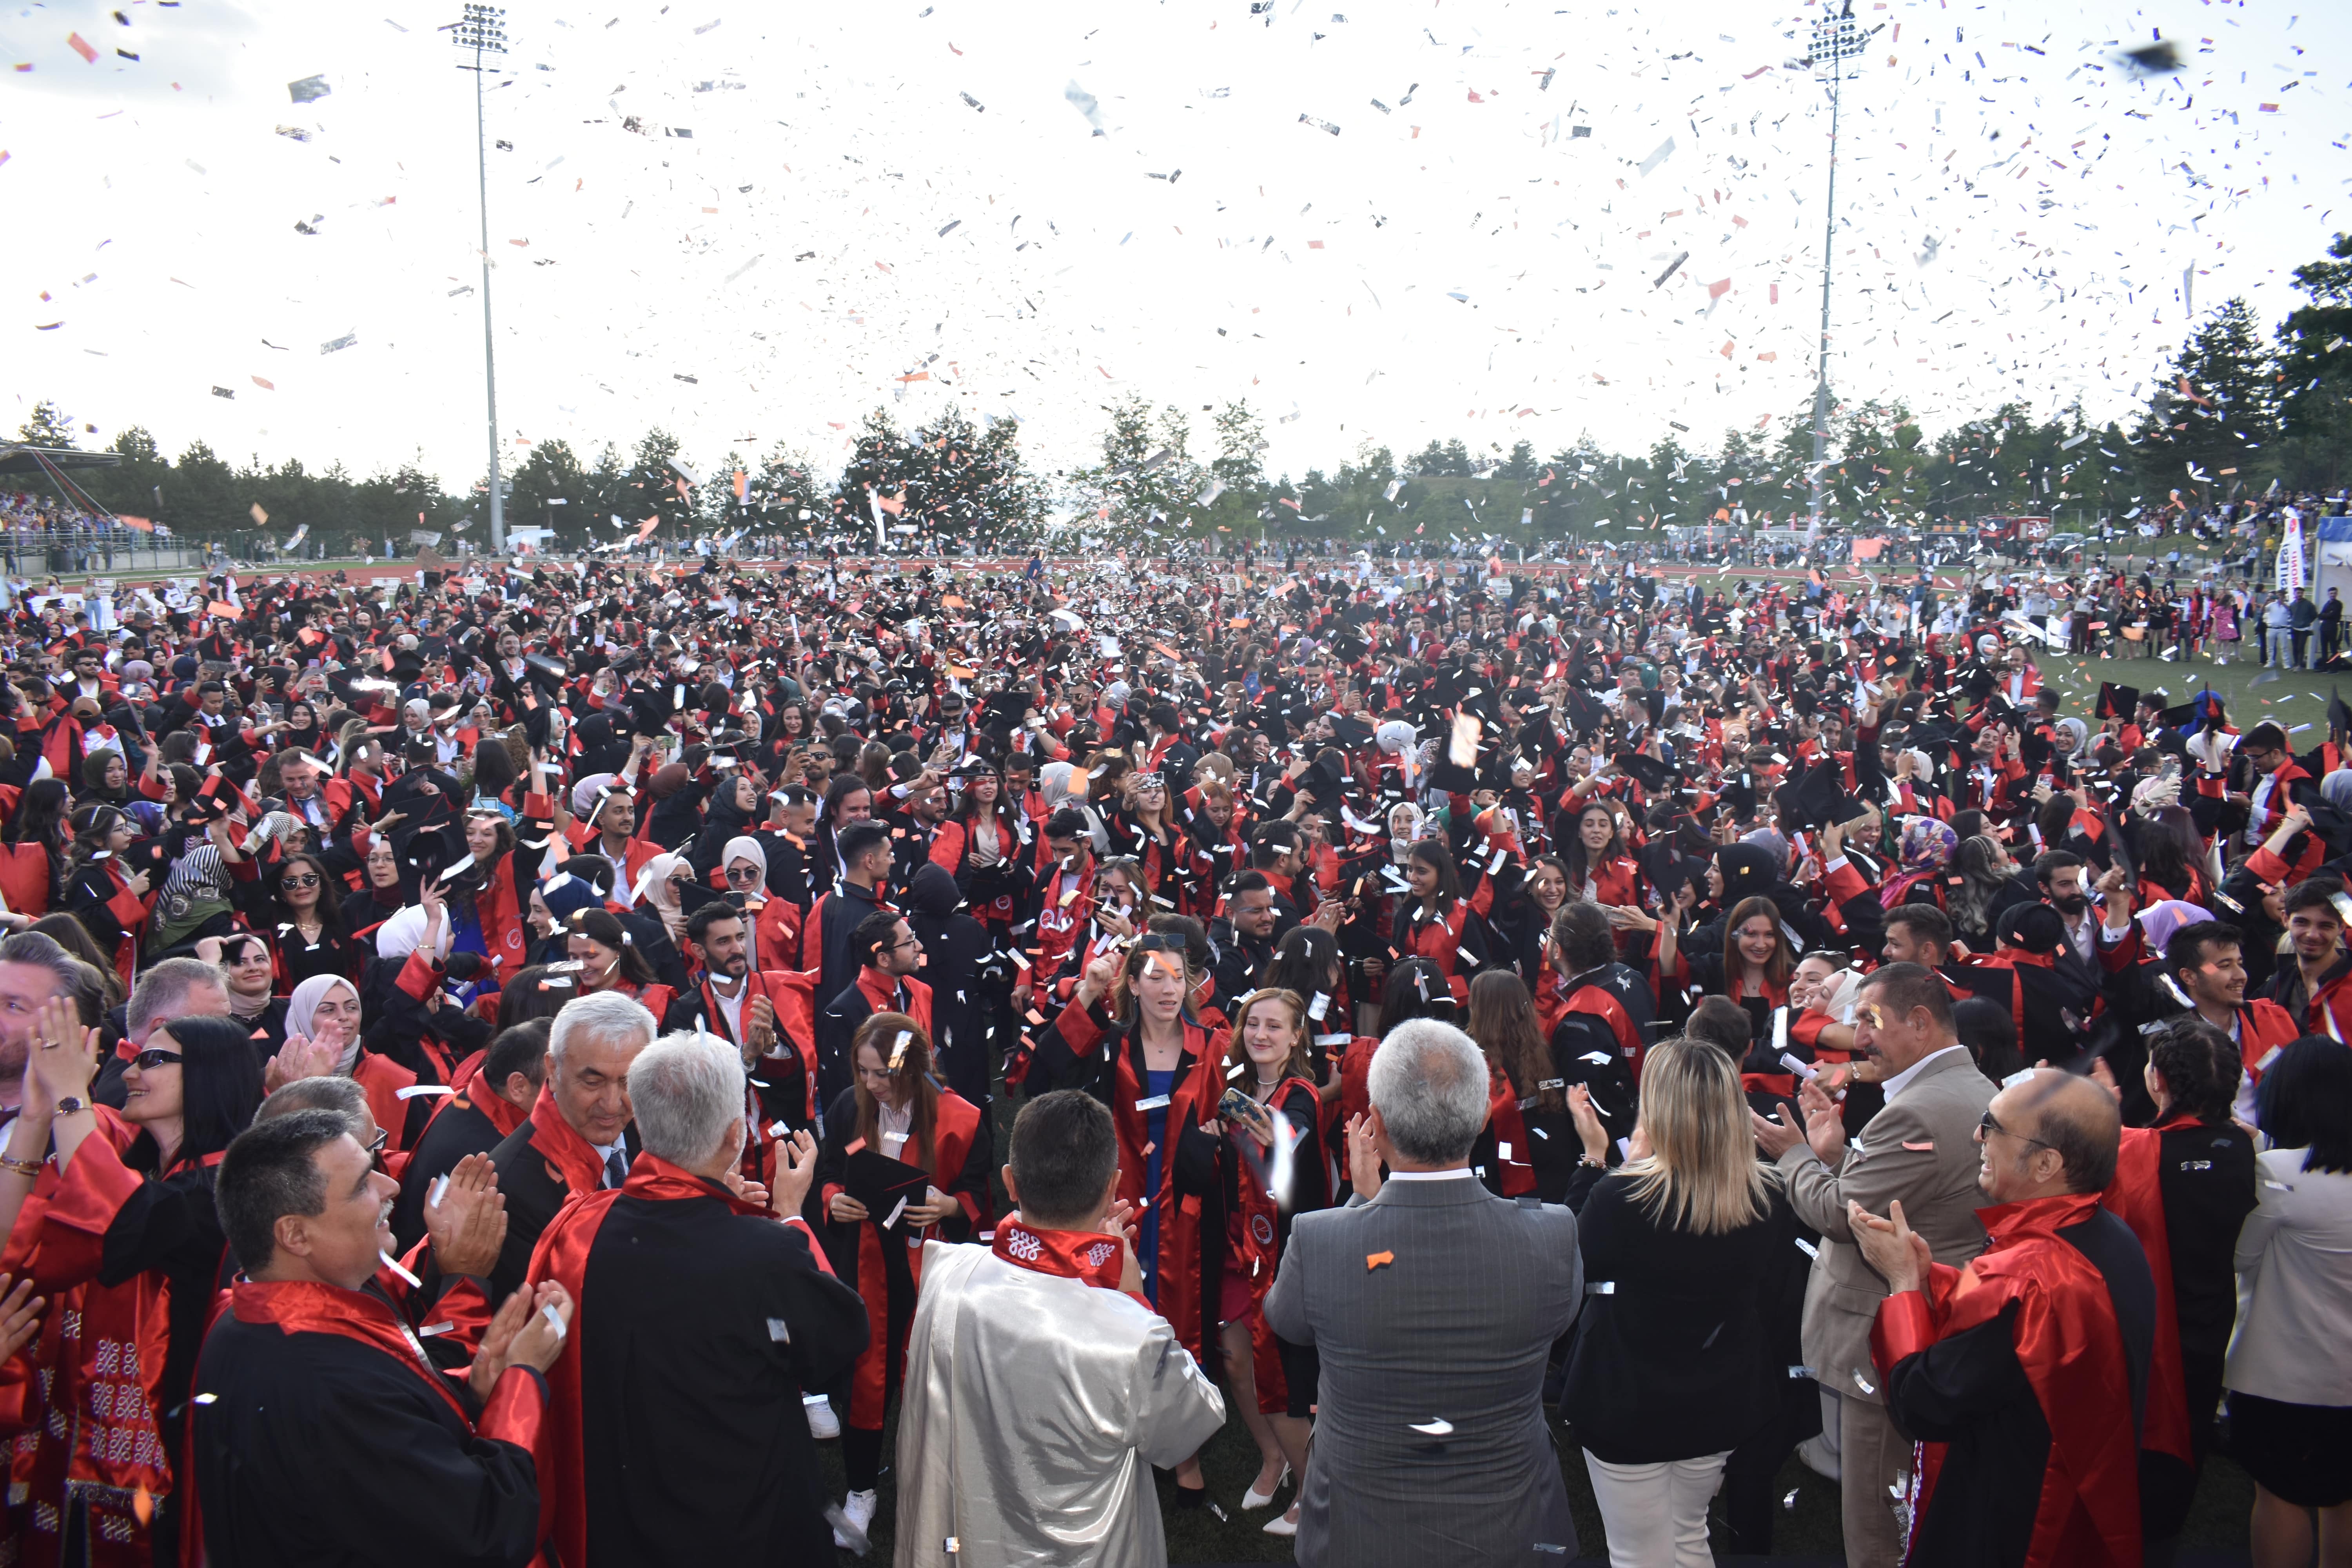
[893,1240,1227,1568]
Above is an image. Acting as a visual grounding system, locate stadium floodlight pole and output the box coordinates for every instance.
[452,4,509,554]
[1804,0,1877,526]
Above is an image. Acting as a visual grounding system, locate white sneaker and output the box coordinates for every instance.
[804,1396,840,1441]
[837,1488,878,1548]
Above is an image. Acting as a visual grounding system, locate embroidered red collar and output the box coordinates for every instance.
[992,1218,1125,1290]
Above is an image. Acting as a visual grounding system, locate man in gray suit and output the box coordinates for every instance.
[1265,1020,1581,1567]
[1753,961,1998,1568]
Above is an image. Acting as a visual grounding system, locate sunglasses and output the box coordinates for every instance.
[724,866,763,884]
[130,1048,183,1071]
[281,874,321,889]
[1978,1109,2053,1152]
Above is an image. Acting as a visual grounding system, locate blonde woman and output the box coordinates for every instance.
[1210,988,1330,1536]
[1559,1038,1795,1568]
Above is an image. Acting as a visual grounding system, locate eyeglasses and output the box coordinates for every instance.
[281,874,321,889]
[724,866,763,884]
[1978,1109,2053,1152]
[129,1049,183,1071]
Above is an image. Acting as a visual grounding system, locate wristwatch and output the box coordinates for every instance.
[54,1098,87,1116]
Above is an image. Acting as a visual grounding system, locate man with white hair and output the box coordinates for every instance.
[477,990,657,1302]
[526,1030,864,1568]
[1264,1019,1584,1566]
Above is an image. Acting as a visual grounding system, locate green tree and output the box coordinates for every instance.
[2134,298,2277,506]
[2276,233,2352,493]
[1069,396,1205,540]
[508,438,592,549]
[14,400,77,449]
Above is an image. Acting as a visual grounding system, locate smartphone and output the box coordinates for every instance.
[1218,1087,1259,1124]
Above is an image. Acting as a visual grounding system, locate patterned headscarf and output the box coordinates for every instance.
[1899,817,1958,872]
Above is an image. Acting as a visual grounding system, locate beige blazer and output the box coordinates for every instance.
[1778,1047,1999,1404]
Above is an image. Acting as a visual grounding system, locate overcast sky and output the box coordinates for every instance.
[3,0,2344,500]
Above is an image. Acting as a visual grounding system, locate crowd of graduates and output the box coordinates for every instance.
[0,544,2339,1566]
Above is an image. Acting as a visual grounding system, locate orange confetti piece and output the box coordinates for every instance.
[1365,1251,1395,1272]
[132,1484,154,1526]
[67,32,97,62]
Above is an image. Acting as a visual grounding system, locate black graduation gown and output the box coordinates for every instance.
[389,1092,518,1258]
[189,1295,544,1568]
[573,1188,869,1566]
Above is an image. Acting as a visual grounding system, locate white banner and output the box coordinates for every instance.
[2278,509,2308,593]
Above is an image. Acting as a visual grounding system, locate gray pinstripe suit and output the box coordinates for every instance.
[1263,1172,1583,1567]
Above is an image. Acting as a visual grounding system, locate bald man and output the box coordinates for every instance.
[1852,1071,2155,1568]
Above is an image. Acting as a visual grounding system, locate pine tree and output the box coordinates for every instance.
[13,400,77,449]
[2134,298,2277,503]
[2276,233,2352,493]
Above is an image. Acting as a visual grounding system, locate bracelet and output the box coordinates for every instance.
[0,1155,46,1178]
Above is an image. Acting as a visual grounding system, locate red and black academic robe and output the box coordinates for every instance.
[65,855,154,989]
[1029,998,1232,1365]
[525,1154,867,1568]
[1871,1192,2155,1568]
[476,1085,635,1306]
[185,1279,552,1568]
[387,1051,533,1256]
[662,969,823,1164]
[2099,1123,2195,1518]
[1220,1075,1328,1413]
[1390,897,1490,1005]
[815,1089,988,1430]
[818,967,934,1113]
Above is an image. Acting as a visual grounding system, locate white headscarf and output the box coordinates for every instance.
[376,903,451,963]
[286,974,365,1074]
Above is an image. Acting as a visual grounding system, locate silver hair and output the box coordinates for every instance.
[548,989,657,1070]
[125,957,229,1045]
[626,1031,746,1168]
[256,1076,371,1138]
[1367,1019,1491,1166]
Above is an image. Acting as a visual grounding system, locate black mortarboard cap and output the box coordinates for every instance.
[1329,714,1373,750]
[1564,688,1606,736]
[2096,682,2138,721]
[1776,760,1864,835]
[1613,750,1674,793]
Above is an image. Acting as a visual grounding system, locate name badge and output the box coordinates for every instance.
[1134,1094,1172,1112]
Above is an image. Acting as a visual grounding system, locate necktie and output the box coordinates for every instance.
[605,1148,628,1189]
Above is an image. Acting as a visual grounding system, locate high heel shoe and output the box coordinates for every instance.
[1240,1463,1290,1511]
[1263,1505,1300,1537]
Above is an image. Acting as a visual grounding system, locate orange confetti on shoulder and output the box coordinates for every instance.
[1365,1250,1394,1272]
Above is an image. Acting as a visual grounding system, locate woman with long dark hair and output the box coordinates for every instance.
[1495,852,1574,992]
[563,906,676,1018]
[2134,804,2214,908]
[227,849,365,991]
[1028,931,1232,1506]
[1,776,70,914]
[1560,800,1641,907]
[927,765,1033,933]
[815,1014,986,1534]
[1389,839,1492,1005]
[1467,970,1572,1202]
[62,802,154,987]
[1655,893,1799,1043]
[2,1004,265,1563]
